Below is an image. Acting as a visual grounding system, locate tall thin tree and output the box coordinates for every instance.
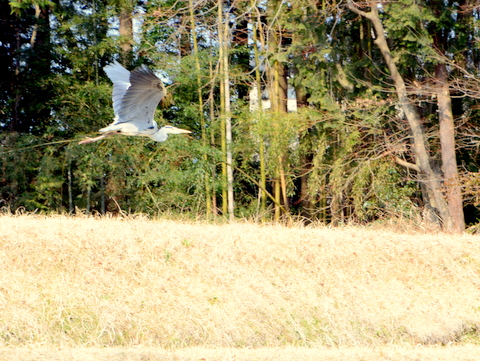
[189,0,212,218]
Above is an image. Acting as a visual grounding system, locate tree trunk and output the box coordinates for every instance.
[223,29,234,221]
[435,63,465,232]
[267,3,289,220]
[218,0,234,220]
[250,0,268,217]
[190,0,212,219]
[347,1,456,231]
[67,160,74,215]
[118,0,133,66]
[219,61,228,216]
[209,61,218,217]
[269,60,287,221]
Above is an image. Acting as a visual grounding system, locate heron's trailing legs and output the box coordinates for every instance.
[78,134,109,144]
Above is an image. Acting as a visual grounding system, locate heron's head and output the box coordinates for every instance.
[163,125,192,135]
[151,125,192,142]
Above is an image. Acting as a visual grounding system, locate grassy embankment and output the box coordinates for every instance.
[1,215,480,359]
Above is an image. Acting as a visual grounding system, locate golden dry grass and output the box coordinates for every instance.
[2,344,480,361]
[1,214,480,360]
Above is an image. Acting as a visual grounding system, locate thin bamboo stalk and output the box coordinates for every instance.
[189,0,211,218]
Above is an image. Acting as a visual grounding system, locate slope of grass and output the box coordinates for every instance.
[1,214,480,352]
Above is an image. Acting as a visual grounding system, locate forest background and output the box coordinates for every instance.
[1,0,480,233]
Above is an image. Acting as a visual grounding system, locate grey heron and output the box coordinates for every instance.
[79,61,191,144]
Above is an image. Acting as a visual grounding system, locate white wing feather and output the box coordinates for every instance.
[103,61,131,119]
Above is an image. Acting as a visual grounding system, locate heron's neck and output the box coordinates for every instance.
[150,127,168,142]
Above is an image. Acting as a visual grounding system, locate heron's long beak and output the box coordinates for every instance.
[173,127,192,134]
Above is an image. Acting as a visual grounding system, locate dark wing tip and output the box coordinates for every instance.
[130,64,165,92]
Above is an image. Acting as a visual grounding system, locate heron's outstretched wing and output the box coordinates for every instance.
[103,61,131,119]
[116,64,166,130]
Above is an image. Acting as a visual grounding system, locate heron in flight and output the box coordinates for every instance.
[79,61,191,144]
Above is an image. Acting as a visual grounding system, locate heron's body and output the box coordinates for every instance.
[79,61,191,144]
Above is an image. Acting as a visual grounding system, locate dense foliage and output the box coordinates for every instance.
[1,0,480,228]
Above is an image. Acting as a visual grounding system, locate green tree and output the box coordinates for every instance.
[347,0,468,232]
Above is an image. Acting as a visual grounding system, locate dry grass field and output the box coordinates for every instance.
[1,214,480,360]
